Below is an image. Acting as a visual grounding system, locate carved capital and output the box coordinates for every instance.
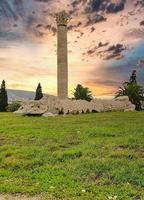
[55,10,69,26]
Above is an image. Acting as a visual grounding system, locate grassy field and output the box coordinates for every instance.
[0,112,143,200]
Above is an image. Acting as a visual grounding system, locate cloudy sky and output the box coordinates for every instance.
[0,0,144,98]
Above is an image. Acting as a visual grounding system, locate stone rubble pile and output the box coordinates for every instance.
[15,95,135,116]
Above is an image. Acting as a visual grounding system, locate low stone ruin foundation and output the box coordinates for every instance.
[15,95,135,116]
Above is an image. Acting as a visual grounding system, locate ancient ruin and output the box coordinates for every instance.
[55,11,69,99]
[15,95,135,116]
[15,10,136,116]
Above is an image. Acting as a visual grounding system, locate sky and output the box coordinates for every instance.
[0,0,144,98]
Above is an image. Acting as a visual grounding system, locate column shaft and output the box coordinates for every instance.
[57,25,68,99]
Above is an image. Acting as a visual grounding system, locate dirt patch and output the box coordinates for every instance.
[0,194,63,200]
[0,194,42,200]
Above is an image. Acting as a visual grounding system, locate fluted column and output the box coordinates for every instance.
[55,11,69,99]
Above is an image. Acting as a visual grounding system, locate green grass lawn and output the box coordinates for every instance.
[0,112,143,200]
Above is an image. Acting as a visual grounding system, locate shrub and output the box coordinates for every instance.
[7,101,21,112]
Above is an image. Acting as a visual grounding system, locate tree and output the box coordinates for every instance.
[0,80,8,112]
[73,84,93,102]
[129,70,137,84]
[116,70,144,110]
[35,83,43,100]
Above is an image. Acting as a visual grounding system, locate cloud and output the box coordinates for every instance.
[0,31,25,41]
[0,0,18,20]
[85,0,126,14]
[86,14,106,26]
[70,0,86,15]
[0,0,56,41]
[125,28,144,39]
[0,0,144,97]
[72,0,83,8]
[106,0,125,13]
[34,0,51,2]
[83,0,126,26]
[83,43,126,61]
[92,80,122,87]
[104,44,126,60]
[84,42,144,96]
[134,0,144,7]
[85,0,102,13]
[140,21,144,26]
[87,54,144,94]
[68,21,82,31]
[13,0,25,18]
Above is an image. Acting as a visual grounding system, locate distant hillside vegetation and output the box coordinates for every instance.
[7,89,36,102]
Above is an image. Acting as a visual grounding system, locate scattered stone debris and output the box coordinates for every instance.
[15,95,135,116]
[42,112,57,117]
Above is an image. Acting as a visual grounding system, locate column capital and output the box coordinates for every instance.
[55,10,70,26]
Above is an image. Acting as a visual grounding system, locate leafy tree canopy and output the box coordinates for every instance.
[116,70,144,110]
[73,84,93,102]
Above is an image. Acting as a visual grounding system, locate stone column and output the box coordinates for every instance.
[55,11,69,99]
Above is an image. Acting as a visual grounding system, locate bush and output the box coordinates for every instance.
[7,101,21,112]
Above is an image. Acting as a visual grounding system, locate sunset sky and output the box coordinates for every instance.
[0,0,144,98]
